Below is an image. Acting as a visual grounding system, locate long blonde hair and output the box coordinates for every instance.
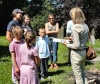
[70,7,86,24]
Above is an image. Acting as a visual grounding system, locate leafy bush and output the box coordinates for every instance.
[31,0,55,31]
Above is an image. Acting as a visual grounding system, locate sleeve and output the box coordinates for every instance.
[67,27,80,49]
[7,22,13,32]
[33,47,38,56]
[9,43,15,53]
[66,21,71,33]
[66,21,71,36]
[35,40,39,48]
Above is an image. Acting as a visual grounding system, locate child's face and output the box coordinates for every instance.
[24,17,30,25]
[15,12,22,20]
[39,29,45,38]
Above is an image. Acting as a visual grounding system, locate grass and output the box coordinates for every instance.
[0,36,100,84]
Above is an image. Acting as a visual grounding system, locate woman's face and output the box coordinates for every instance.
[24,17,30,25]
[49,16,54,23]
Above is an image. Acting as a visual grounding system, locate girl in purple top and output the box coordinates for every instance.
[19,30,40,84]
[9,26,24,84]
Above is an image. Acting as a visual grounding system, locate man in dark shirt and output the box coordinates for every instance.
[6,9,24,42]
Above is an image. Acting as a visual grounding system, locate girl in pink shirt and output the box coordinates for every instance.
[19,30,40,84]
[9,26,24,84]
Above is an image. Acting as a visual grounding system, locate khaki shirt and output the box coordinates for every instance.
[67,23,89,50]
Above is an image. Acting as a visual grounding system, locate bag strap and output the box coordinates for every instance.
[89,32,92,47]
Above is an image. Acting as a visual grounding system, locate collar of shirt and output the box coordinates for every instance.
[39,36,46,40]
[13,38,23,43]
[13,20,19,24]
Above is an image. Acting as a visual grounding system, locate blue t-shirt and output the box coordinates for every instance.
[36,36,50,58]
[7,20,20,32]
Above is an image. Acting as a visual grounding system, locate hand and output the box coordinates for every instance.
[24,28,27,32]
[24,28,28,34]
[15,67,20,73]
[66,36,72,41]
[51,50,53,53]
[62,40,67,46]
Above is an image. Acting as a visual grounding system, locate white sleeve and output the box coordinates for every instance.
[66,21,71,33]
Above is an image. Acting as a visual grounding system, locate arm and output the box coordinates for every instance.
[11,52,19,73]
[6,31,12,42]
[33,46,40,67]
[34,56,40,67]
[45,23,59,34]
[6,22,14,42]
[67,29,80,49]
[47,37,52,53]
[89,32,92,45]
[66,21,72,38]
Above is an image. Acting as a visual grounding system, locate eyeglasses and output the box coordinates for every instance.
[49,18,54,20]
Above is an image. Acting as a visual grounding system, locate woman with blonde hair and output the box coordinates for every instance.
[62,7,89,84]
[45,14,59,69]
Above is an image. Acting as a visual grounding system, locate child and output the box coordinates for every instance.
[6,9,24,42]
[36,28,50,80]
[9,26,24,84]
[22,14,33,34]
[19,30,40,84]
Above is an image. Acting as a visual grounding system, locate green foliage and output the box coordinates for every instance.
[30,0,55,30]
[23,0,44,16]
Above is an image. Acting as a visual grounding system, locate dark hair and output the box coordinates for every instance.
[11,26,23,38]
[12,12,19,17]
[24,30,36,49]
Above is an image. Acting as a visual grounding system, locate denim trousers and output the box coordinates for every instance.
[50,40,58,63]
[71,50,88,84]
